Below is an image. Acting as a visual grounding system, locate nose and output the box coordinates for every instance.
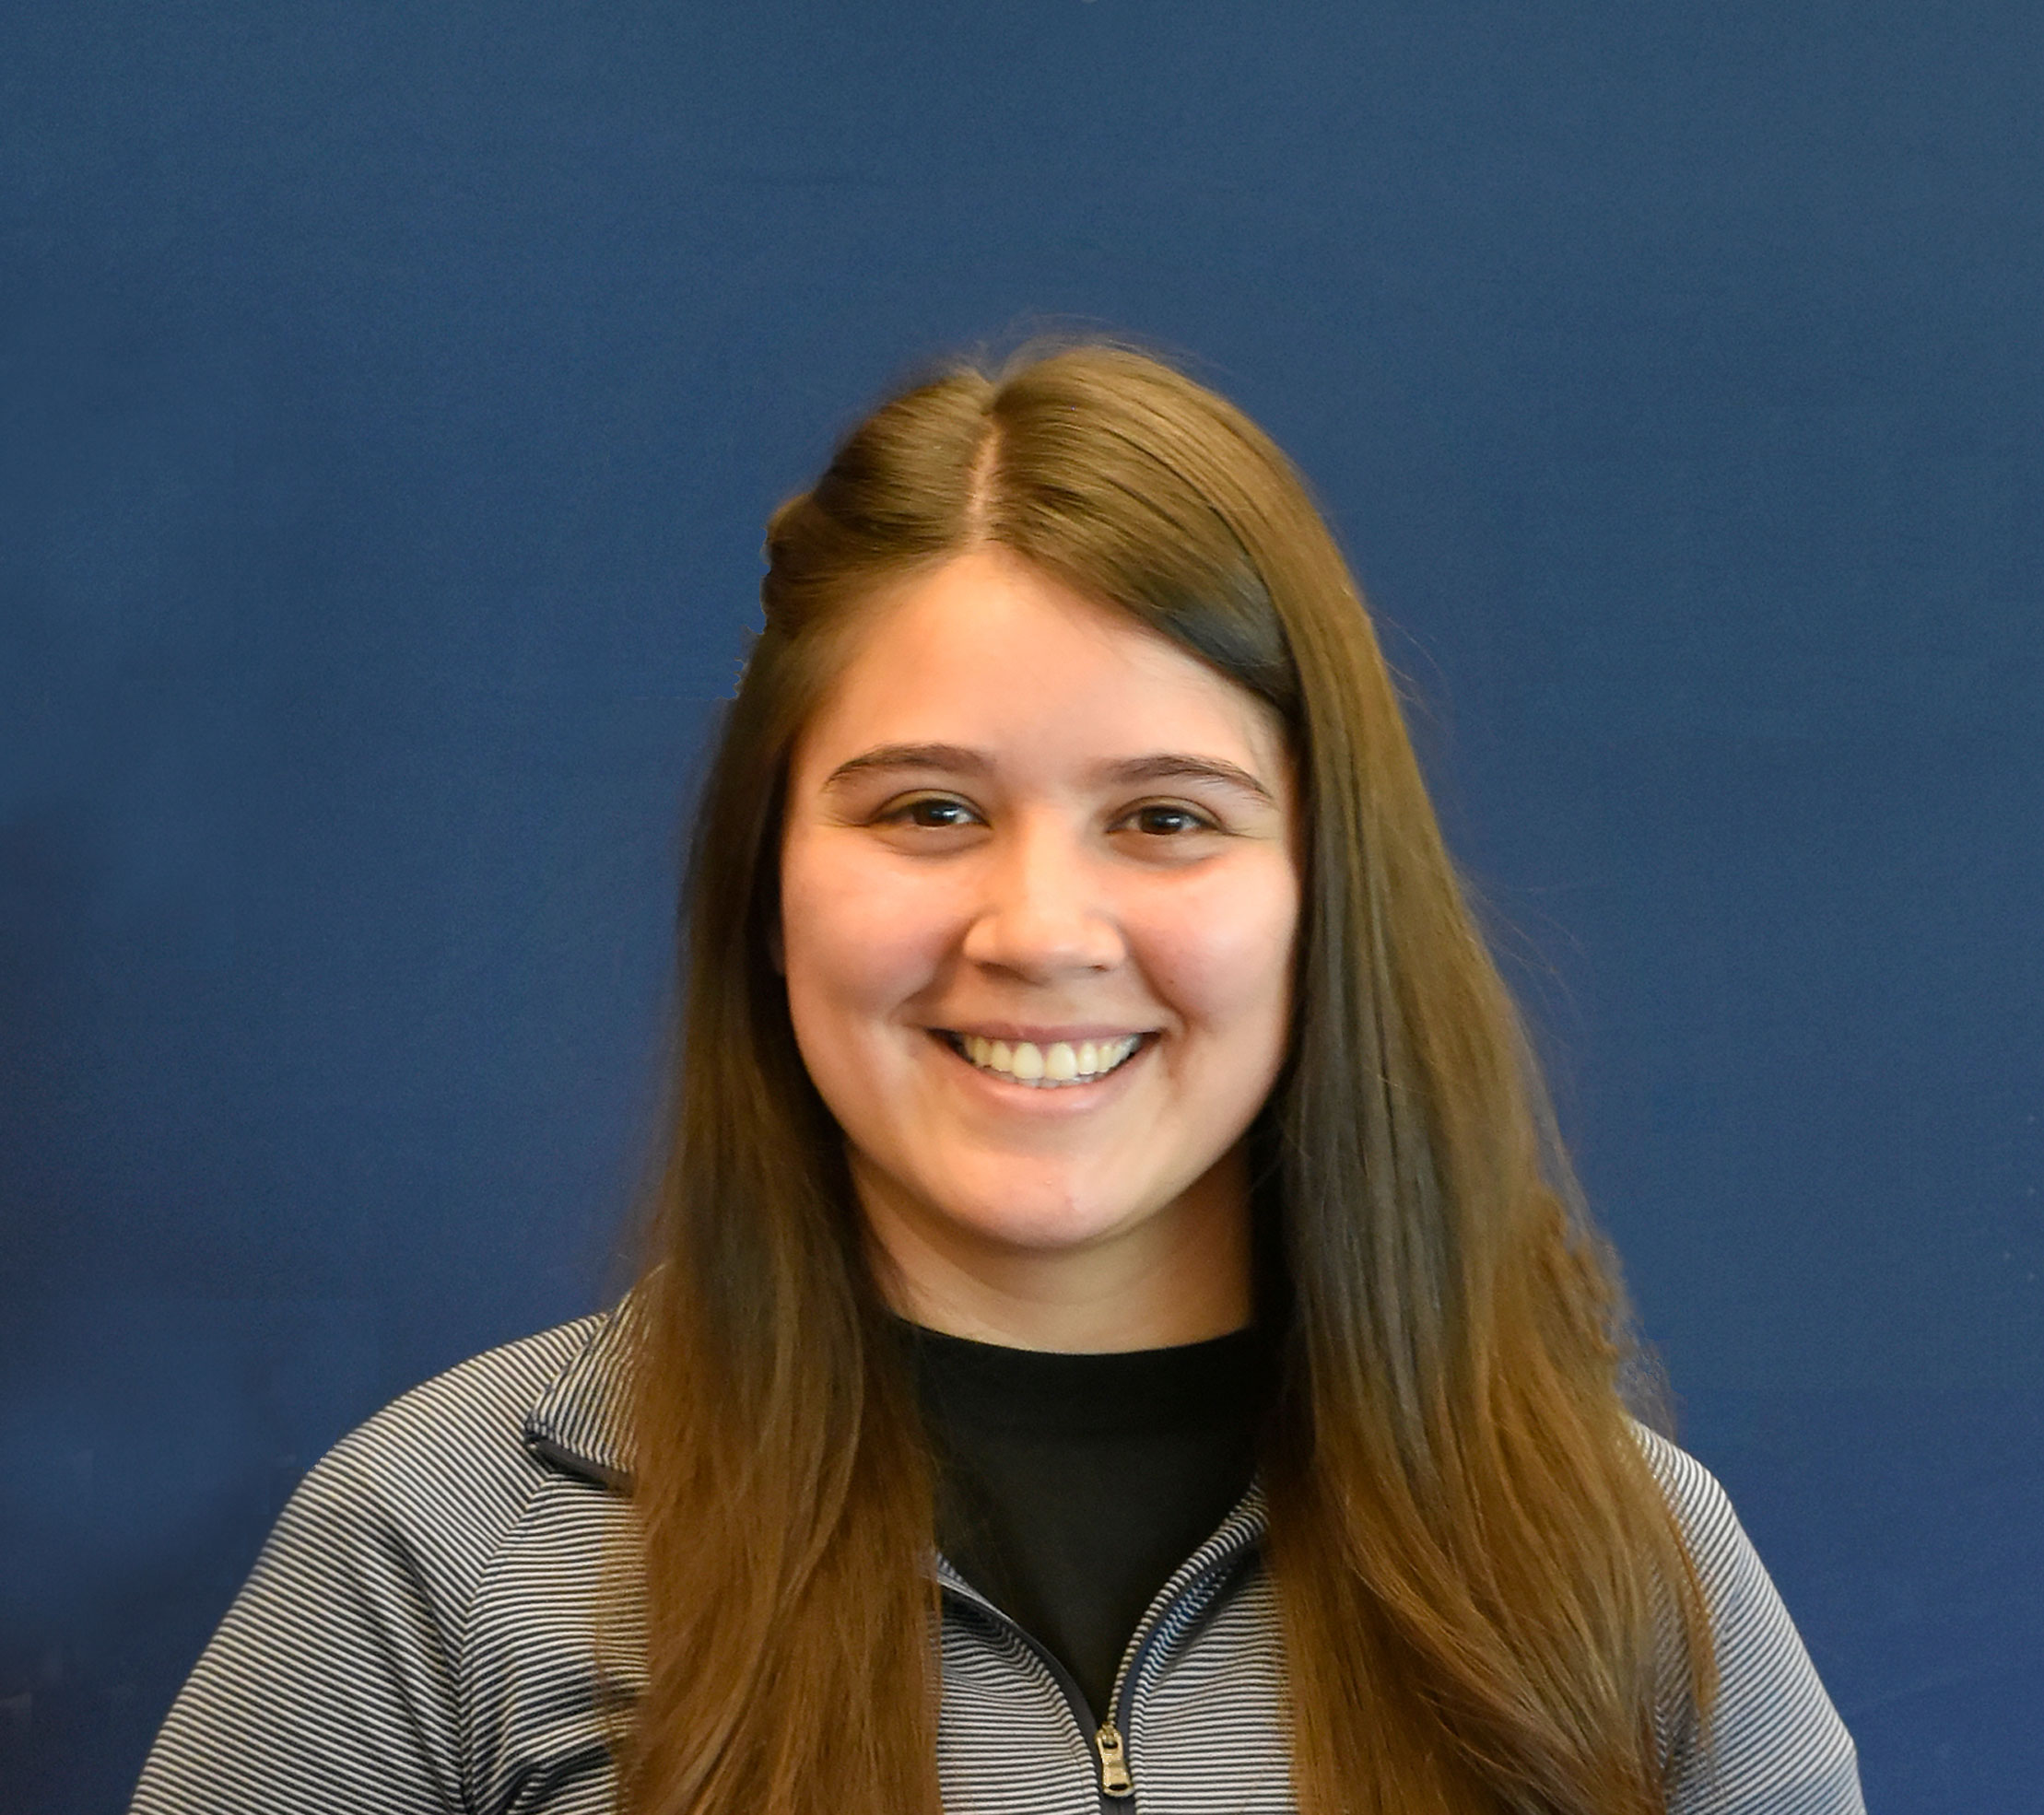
[958,815,1125,981]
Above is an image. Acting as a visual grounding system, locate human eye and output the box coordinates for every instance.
[1113,801,1222,841]
[875,792,984,832]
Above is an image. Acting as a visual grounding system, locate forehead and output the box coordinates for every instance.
[790,548,1289,779]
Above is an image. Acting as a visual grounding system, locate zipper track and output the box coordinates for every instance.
[939,1537,1253,1813]
[939,1581,1120,1806]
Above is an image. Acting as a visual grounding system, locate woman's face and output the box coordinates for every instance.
[779,547,1299,1338]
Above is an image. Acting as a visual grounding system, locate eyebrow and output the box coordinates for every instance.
[819,743,1276,806]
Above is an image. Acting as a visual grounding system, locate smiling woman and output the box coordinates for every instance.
[132,346,1864,1815]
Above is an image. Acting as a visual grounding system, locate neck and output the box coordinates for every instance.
[856,1147,1255,1353]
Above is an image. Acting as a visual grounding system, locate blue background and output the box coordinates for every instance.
[4,3,2038,1809]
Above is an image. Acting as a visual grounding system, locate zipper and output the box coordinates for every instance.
[938,1581,1125,1803]
[938,1528,1256,1810]
[1088,1564,1211,1803]
[1093,1719,1134,1798]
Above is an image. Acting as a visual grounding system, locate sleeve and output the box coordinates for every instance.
[129,1440,469,1815]
[1642,1432,1866,1815]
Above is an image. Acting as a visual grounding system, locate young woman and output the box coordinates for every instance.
[133,345,1863,1815]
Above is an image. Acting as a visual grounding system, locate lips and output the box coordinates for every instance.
[940,1031,1145,1086]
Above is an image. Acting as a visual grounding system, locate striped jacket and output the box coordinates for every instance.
[133,1309,1863,1815]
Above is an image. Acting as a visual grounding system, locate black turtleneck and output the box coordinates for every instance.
[900,1322,1270,1723]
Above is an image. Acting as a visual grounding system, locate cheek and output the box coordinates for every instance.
[1138,866,1299,1046]
[779,841,941,1022]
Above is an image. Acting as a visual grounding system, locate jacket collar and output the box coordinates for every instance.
[523,1303,639,1492]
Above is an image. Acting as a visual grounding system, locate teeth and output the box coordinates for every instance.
[955,1033,1142,1086]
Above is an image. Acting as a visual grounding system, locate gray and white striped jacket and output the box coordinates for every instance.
[133,1310,1863,1815]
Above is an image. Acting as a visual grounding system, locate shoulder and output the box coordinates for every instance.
[311,1313,609,1494]
[134,1313,633,1814]
[265,1312,623,1621]
[1631,1425,1865,1814]
[1634,1423,1761,1587]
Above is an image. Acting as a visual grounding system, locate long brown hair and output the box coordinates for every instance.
[622,344,1712,1815]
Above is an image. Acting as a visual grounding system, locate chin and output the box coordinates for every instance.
[928,1169,1154,1254]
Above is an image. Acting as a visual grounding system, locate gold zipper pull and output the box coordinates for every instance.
[1095,1720,1134,1798]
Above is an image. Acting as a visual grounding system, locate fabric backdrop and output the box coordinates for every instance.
[3,4,2038,1809]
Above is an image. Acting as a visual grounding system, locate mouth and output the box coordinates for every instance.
[936,1030,1147,1088]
